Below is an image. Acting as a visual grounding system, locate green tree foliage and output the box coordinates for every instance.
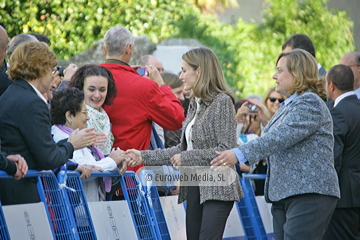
[240,0,355,97]
[0,0,355,98]
[0,0,200,59]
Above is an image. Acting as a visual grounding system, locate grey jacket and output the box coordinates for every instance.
[142,93,243,204]
[238,91,340,202]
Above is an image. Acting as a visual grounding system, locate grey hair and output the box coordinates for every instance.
[6,34,38,59]
[104,26,134,56]
[245,94,262,103]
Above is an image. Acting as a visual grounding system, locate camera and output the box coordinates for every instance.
[247,104,258,113]
[136,67,149,77]
[56,66,65,77]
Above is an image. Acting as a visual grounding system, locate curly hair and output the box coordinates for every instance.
[67,64,117,105]
[50,88,84,125]
[9,41,57,81]
[276,49,326,101]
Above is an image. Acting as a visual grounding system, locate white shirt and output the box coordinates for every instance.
[354,88,360,100]
[51,125,118,202]
[185,98,200,151]
[333,91,355,107]
[28,82,48,104]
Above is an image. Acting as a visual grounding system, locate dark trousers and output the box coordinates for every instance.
[323,207,360,240]
[271,193,338,240]
[186,186,234,240]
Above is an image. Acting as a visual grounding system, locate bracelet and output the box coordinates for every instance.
[158,82,166,87]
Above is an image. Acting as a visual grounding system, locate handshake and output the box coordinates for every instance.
[108,149,183,173]
[108,148,143,174]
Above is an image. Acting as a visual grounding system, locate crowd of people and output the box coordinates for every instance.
[0,23,360,239]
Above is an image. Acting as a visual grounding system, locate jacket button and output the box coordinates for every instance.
[191,139,194,143]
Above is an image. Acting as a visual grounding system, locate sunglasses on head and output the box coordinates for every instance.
[268,97,284,103]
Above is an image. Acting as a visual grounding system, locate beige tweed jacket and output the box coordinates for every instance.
[141,93,243,204]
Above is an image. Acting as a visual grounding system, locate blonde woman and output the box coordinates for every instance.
[212,49,340,239]
[126,47,242,240]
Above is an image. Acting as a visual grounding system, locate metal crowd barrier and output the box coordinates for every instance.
[0,200,10,240]
[89,170,160,240]
[0,170,79,239]
[137,169,171,240]
[58,171,97,239]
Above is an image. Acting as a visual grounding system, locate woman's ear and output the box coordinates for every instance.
[196,67,201,76]
[65,111,73,125]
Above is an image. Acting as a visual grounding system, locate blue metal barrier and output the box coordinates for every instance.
[238,174,267,240]
[0,201,10,240]
[0,172,11,240]
[58,171,97,240]
[90,170,159,240]
[0,170,76,239]
[138,169,171,240]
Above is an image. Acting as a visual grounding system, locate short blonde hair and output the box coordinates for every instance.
[276,49,326,100]
[9,41,57,81]
[182,47,235,103]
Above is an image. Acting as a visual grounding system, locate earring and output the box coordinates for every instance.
[68,120,72,125]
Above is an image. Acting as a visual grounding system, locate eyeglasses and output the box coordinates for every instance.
[348,64,360,68]
[268,97,284,103]
[51,67,58,75]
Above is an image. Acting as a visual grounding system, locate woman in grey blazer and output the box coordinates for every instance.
[126,47,243,240]
[212,49,340,240]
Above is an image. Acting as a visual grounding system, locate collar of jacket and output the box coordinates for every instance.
[190,94,220,107]
[104,59,130,66]
[14,79,34,91]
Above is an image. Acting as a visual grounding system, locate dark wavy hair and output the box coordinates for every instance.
[51,88,84,125]
[67,64,117,105]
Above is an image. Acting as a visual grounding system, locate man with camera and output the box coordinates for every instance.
[100,26,185,176]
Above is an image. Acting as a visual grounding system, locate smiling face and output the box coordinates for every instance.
[68,101,89,130]
[83,76,108,110]
[179,60,198,91]
[266,91,284,115]
[273,57,294,97]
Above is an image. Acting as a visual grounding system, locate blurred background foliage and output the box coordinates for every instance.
[0,0,355,98]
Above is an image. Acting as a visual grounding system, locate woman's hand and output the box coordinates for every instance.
[93,132,107,146]
[109,148,125,165]
[7,154,28,179]
[75,164,104,178]
[211,150,238,168]
[170,154,182,167]
[68,127,98,150]
[118,160,127,175]
[124,149,143,167]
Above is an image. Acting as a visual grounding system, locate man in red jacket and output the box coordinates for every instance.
[100,26,185,174]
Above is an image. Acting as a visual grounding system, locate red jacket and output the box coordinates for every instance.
[100,62,185,170]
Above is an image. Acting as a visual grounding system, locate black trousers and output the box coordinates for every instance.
[323,207,360,240]
[271,193,338,240]
[185,186,234,240]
